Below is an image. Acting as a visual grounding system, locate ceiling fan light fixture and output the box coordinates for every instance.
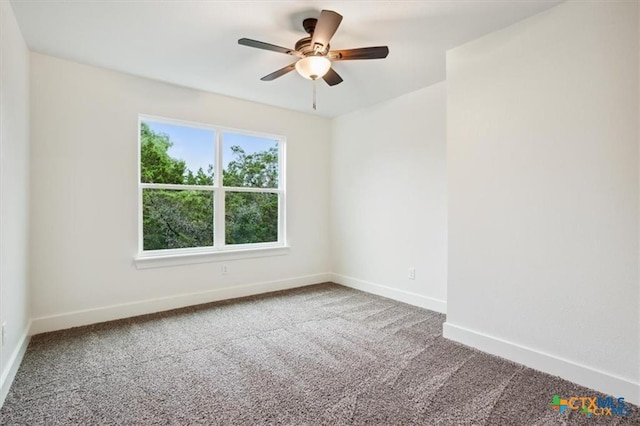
[295,56,331,80]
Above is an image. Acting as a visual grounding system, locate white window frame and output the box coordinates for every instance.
[135,114,288,269]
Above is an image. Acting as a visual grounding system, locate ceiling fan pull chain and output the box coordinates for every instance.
[313,79,317,110]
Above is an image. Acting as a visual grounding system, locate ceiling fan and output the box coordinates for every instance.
[238,10,389,109]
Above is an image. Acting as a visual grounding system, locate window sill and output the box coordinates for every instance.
[134,246,290,269]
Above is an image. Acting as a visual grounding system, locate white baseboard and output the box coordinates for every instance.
[30,273,332,335]
[0,322,31,408]
[331,273,447,314]
[443,322,640,406]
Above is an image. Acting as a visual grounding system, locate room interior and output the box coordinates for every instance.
[1,0,639,421]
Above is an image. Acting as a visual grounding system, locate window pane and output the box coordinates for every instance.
[223,133,278,188]
[141,120,215,185]
[143,189,213,250]
[225,192,278,244]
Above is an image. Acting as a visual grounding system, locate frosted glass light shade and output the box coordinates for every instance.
[295,56,331,80]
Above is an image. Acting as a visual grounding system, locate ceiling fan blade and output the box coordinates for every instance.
[331,46,389,61]
[322,67,343,86]
[260,63,297,81]
[311,10,343,52]
[238,38,301,57]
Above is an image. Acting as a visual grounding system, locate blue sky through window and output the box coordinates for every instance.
[222,132,278,172]
[145,121,278,176]
[146,121,214,174]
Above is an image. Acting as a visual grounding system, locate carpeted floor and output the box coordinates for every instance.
[1,283,637,425]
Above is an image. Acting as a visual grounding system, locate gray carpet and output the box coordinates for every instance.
[1,283,638,425]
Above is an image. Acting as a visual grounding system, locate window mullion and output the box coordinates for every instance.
[214,130,225,248]
[221,186,281,193]
[141,183,215,191]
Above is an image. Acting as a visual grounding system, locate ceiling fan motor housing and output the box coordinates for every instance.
[297,18,330,56]
[295,37,329,56]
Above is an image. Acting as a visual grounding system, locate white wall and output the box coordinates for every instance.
[330,82,447,312]
[0,1,31,403]
[29,53,331,332]
[445,1,639,404]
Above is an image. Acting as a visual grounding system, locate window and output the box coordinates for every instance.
[138,116,285,259]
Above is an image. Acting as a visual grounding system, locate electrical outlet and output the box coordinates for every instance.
[408,268,416,280]
[222,264,228,275]
[1,322,6,346]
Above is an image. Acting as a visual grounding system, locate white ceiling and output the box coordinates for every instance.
[10,0,561,118]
